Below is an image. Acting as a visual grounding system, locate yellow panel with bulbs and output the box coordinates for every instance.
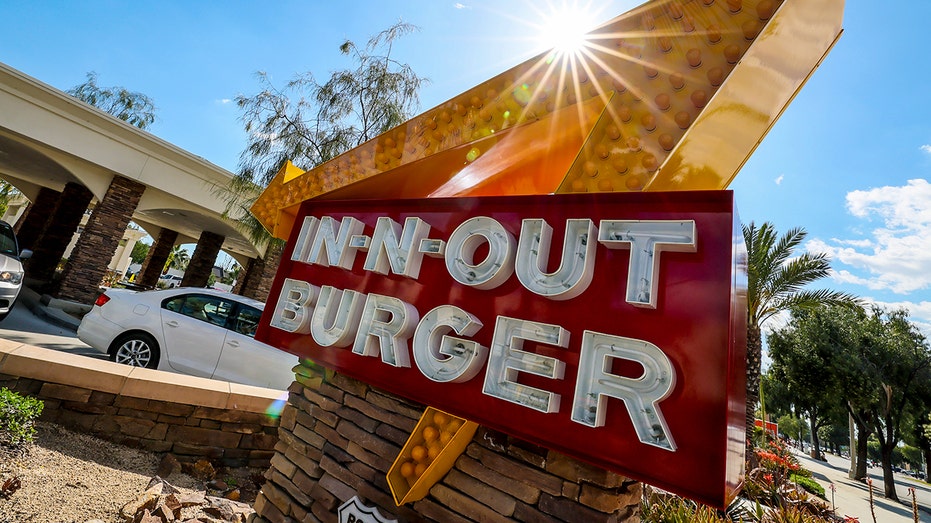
[386,407,479,506]
[252,0,844,240]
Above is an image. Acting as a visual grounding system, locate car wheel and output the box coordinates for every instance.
[110,333,160,369]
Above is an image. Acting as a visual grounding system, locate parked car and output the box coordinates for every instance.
[77,287,298,389]
[158,273,183,288]
[0,220,31,321]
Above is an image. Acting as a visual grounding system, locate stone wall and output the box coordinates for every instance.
[0,340,283,468]
[253,362,642,522]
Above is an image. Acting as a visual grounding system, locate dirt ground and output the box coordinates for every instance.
[0,422,263,523]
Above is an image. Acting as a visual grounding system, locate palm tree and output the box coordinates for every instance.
[165,245,189,272]
[744,222,858,451]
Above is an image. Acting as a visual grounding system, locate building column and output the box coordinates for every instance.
[181,230,224,288]
[57,176,146,304]
[237,240,283,303]
[26,182,93,283]
[13,186,61,251]
[138,228,178,288]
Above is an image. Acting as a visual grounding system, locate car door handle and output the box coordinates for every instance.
[166,320,180,328]
[227,340,240,347]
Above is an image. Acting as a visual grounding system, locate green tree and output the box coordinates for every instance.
[228,21,428,260]
[129,241,149,265]
[234,21,426,191]
[0,181,20,218]
[768,306,854,461]
[743,222,857,451]
[857,308,931,500]
[66,72,156,130]
[165,245,189,272]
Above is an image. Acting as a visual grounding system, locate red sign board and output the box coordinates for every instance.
[755,419,778,436]
[256,190,747,508]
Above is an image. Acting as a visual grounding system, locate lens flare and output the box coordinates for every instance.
[265,392,289,418]
[537,3,597,56]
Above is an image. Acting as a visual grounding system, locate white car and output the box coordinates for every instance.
[0,220,31,321]
[78,287,298,389]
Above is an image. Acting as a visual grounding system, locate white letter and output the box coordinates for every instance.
[269,278,318,333]
[413,305,487,383]
[597,220,696,308]
[290,217,319,263]
[352,294,419,367]
[445,216,515,290]
[363,216,432,278]
[515,218,597,300]
[572,331,676,451]
[308,216,366,269]
[483,317,568,413]
[310,285,366,347]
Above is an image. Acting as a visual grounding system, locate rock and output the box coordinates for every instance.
[207,479,228,491]
[192,460,216,481]
[121,490,159,521]
[146,476,181,496]
[123,476,255,522]
[178,491,207,507]
[157,454,182,478]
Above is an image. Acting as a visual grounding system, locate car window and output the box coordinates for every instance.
[163,294,234,328]
[0,223,18,256]
[230,304,262,338]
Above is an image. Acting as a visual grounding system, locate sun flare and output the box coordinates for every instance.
[537,3,598,55]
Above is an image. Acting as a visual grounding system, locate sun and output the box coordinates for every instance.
[536,2,599,55]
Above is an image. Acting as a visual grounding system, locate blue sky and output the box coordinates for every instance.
[1,1,929,336]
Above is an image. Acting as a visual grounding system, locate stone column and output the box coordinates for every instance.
[138,228,179,288]
[13,186,61,251]
[57,176,146,304]
[26,182,93,283]
[238,240,283,302]
[181,230,224,288]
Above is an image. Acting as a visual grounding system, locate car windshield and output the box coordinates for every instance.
[0,224,18,256]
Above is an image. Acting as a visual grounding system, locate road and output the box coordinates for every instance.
[794,447,931,522]
[0,302,104,360]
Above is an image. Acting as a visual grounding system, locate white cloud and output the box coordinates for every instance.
[808,179,931,294]
[774,175,784,185]
[921,144,931,154]
[454,3,470,9]
[218,98,233,105]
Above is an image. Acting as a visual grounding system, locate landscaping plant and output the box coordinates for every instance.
[0,388,43,447]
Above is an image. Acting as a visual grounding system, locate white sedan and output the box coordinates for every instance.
[78,287,298,389]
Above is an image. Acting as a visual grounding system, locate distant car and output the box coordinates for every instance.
[77,287,298,389]
[158,273,183,288]
[0,220,31,321]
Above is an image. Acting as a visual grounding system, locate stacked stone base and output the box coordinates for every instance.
[254,364,641,522]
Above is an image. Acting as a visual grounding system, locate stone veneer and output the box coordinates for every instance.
[13,186,61,251]
[252,362,642,522]
[139,227,180,288]
[26,182,94,283]
[182,229,225,288]
[237,240,284,303]
[58,175,147,304]
[0,340,283,468]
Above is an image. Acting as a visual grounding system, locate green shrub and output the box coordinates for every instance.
[790,473,825,499]
[0,388,43,447]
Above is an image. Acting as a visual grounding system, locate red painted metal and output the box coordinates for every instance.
[256,190,747,509]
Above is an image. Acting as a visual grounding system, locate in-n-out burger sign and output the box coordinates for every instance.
[257,191,747,508]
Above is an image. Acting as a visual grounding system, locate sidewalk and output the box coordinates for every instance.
[792,449,930,522]
[18,284,83,331]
